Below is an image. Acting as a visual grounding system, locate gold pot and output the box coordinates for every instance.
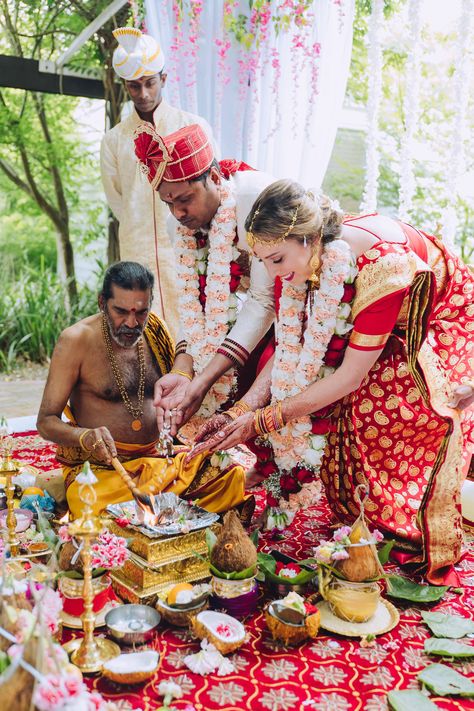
[58,572,110,598]
[322,575,380,623]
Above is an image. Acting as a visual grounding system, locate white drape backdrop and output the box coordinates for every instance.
[145,0,354,188]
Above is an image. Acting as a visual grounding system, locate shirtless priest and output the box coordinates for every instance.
[36,261,246,518]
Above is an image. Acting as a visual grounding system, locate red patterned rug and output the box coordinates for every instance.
[11,431,474,711]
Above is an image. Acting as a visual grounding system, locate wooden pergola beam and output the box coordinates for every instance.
[0,55,105,100]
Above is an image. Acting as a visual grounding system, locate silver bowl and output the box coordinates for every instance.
[105,604,161,645]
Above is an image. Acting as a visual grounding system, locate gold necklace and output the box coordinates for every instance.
[102,313,145,431]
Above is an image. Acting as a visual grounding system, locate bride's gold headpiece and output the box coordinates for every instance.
[247,204,300,249]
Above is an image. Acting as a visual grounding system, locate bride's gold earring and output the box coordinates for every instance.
[309,251,320,287]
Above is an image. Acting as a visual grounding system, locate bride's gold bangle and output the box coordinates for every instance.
[226,400,252,420]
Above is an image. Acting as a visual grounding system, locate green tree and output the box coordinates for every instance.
[0,0,129,305]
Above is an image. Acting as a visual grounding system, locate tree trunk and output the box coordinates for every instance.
[102,36,126,264]
[107,212,120,263]
[55,225,77,310]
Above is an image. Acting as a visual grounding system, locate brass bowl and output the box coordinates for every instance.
[105,604,161,645]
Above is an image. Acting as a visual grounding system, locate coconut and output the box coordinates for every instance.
[191,611,246,655]
[102,650,160,684]
[265,603,320,646]
[210,511,257,573]
[58,540,84,573]
[335,519,381,582]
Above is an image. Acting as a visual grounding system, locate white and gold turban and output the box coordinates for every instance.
[112,27,165,81]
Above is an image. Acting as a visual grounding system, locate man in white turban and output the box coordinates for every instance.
[101,27,217,338]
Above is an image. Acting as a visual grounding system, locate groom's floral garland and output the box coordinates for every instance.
[261,238,357,513]
[175,181,243,418]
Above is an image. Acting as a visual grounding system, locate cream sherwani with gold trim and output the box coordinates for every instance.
[100,100,217,339]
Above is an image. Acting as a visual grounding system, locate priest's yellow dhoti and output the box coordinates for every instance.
[58,440,246,518]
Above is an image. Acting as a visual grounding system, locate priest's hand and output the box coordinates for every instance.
[186,412,256,460]
[78,427,117,465]
[448,382,474,411]
[154,373,191,434]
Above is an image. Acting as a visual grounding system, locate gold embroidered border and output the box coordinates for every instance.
[417,342,463,581]
[349,331,390,348]
[352,250,428,319]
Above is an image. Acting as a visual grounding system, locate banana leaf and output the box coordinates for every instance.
[422,611,474,638]
[386,576,448,603]
[257,552,317,586]
[424,638,474,658]
[387,690,439,710]
[418,664,474,697]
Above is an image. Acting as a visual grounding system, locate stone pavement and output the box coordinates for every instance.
[0,378,46,420]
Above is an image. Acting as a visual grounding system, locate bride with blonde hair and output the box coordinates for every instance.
[190,178,474,586]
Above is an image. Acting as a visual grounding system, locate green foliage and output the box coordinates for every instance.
[342,0,474,260]
[0,262,98,372]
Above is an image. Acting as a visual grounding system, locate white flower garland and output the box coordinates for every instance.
[441,0,473,251]
[398,0,422,221]
[175,181,239,417]
[361,0,384,212]
[268,238,357,479]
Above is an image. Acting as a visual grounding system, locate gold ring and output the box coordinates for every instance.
[92,438,104,449]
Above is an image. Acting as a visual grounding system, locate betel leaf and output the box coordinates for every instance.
[206,527,217,554]
[418,664,474,697]
[257,552,277,573]
[422,611,474,639]
[424,638,474,658]
[0,650,10,675]
[209,562,257,580]
[256,552,316,586]
[250,528,259,547]
[386,576,448,603]
[387,689,440,710]
[378,540,395,565]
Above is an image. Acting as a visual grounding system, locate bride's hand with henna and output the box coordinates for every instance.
[186,412,256,461]
[193,413,232,444]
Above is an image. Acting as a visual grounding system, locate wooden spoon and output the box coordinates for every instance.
[110,457,157,516]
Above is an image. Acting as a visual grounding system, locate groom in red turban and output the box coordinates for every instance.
[134,123,276,445]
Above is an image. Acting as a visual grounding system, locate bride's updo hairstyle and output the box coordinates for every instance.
[245,179,343,248]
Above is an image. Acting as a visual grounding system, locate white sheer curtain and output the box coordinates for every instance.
[145,0,354,188]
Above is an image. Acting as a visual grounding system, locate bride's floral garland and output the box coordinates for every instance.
[262,238,357,515]
[175,181,242,418]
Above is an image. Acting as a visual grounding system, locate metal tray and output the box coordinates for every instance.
[106,492,219,538]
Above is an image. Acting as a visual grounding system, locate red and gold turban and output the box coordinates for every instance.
[134,123,214,189]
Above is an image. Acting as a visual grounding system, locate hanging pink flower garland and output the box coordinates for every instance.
[165,0,333,144]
